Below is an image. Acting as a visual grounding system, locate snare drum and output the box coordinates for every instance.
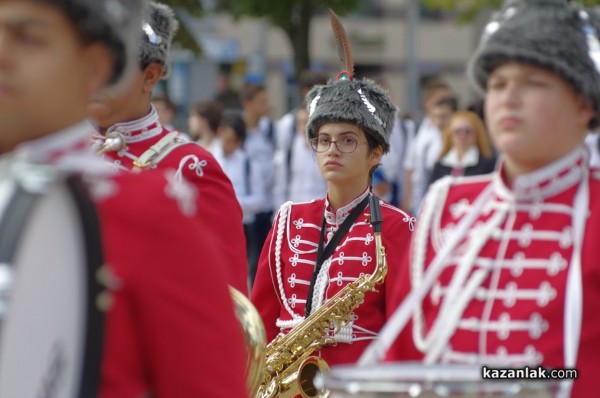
[0,167,105,398]
[322,362,559,398]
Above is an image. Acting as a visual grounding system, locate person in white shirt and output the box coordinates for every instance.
[403,96,457,213]
[212,110,266,283]
[187,99,222,153]
[273,106,328,207]
[240,83,276,286]
[379,114,416,205]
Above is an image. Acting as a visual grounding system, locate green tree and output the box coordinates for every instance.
[423,0,600,22]
[160,0,205,55]
[213,0,363,81]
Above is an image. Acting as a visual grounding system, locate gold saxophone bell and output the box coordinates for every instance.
[229,287,267,396]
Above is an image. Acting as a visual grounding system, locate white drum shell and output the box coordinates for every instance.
[0,182,88,398]
[323,363,559,398]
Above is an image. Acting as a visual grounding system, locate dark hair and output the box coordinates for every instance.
[190,100,223,133]
[421,77,451,102]
[434,96,459,113]
[299,70,329,91]
[220,109,247,144]
[37,0,127,84]
[240,83,266,102]
[365,131,382,182]
[152,95,176,112]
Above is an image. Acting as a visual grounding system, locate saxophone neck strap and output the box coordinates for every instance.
[304,194,370,317]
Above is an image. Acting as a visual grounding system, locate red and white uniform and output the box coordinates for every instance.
[388,146,600,397]
[10,123,249,398]
[252,190,414,365]
[93,108,249,294]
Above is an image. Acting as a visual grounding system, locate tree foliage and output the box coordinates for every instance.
[160,0,205,54]
[422,0,600,22]
[213,0,363,80]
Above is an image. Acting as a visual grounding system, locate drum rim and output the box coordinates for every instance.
[327,362,484,382]
[66,175,106,398]
[325,361,559,396]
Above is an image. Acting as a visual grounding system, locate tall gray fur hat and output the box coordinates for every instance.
[41,0,146,87]
[468,0,600,128]
[305,78,397,153]
[140,2,179,79]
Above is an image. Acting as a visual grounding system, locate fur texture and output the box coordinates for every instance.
[42,0,146,87]
[468,0,600,128]
[305,78,397,153]
[140,2,179,78]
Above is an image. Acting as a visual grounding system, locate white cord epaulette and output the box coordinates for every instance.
[274,201,303,320]
[133,131,188,170]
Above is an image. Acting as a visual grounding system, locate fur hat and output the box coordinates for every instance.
[468,0,600,128]
[305,78,397,153]
[42,0,146,88]
[140,2,179,79]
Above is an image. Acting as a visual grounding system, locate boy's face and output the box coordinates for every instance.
[430,104,453,132]
[0,1,112,153]
[88,63,163,130]
[243,90,270,118]
[485,62,593,171]
[188,114,211,141]
[219,126,241,157]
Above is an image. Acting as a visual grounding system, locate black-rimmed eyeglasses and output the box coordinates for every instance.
[309,136,366,153]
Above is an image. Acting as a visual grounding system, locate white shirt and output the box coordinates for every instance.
[439,146,480,168]
[244,115,275,212]
[273,131,327,208]
[380,115,416,200]
[404,117,443,212]
[213,146,266,224]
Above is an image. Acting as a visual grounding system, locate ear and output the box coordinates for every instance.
[141,63,165,94]
[575,95,595,129]
[369,145,383,167]
[81,42,114,99]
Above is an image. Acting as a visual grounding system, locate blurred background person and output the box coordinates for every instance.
[376,78,417,207]
[273,106,327,207]
[240,83,276,288]
[430,110,496,183]
[213,110,266,281]
[187,100,223,153]
[403,94,458,213]
[152,94,176,130]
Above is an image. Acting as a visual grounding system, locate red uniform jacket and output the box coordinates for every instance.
[94,108,248,294]
[252,190,414,365]
[388,147,600,397]
[11,123,249,397]
[94,170,248,398]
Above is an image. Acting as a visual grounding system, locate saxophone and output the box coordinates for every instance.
[256,194,387,398]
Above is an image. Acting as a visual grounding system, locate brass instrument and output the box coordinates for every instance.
[96,130,187,170]
[97,131,126,154]
[256,195,388,398]
[230,287,267,396]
